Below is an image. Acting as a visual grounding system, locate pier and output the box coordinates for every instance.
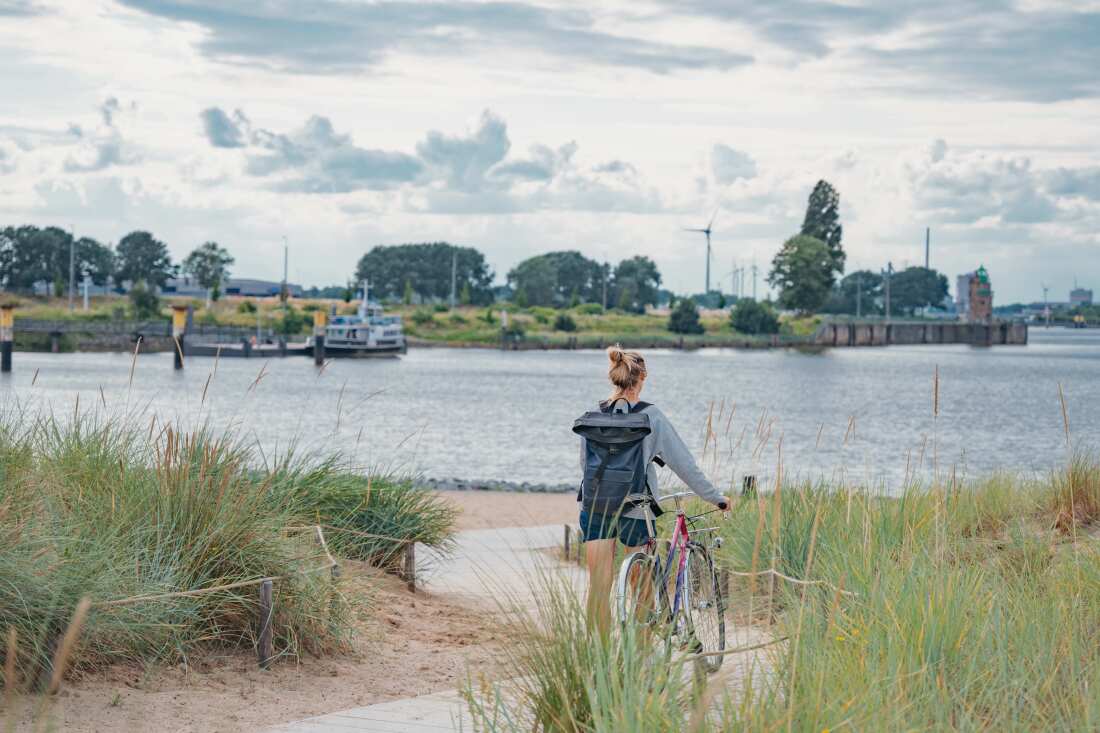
[813,320,1028,347]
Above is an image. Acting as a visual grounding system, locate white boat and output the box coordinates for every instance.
[323,280,406,356]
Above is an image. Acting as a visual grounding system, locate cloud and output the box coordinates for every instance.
[200,107,248,148]
[1046,168,1100,202]
[114,0,751,75]
[62,99,140,173]
[415,111,510,192]
[662,0,1100,101]
[492,142,577,183]
[711,144,757,183]
[240,114,423,192]
[0,0,43,15]
[593,160,637,176]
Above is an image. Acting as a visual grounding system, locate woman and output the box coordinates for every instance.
[579,345,730,633]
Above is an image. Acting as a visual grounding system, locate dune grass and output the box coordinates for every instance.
[465,462,1100,732]
[0,407,455,693]
[714,461,1100,732]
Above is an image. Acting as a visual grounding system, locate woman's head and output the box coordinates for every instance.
[607,344,646,399]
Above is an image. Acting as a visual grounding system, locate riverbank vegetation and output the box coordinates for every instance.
[0,409,454,692]
[467,460,1100,731]
[0,294,820,349]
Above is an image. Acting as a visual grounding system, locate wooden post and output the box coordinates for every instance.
[0,304,13,373]
[257,579,273,669]
[171,305,187,370]
[313,311,326,365]
[49,332,61,353]
[742,475,757,497]
[404,543,416,593]
[563,524,571,560]
[575,529,584,565]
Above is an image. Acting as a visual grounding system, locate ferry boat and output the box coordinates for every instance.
[323,281,406,356]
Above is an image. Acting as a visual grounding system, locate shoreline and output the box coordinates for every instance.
[420,476,575,493]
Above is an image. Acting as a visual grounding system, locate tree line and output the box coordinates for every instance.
[0,226,235,302]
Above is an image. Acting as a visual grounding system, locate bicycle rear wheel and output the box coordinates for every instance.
[684,544,726,673]
[616,551,664,627]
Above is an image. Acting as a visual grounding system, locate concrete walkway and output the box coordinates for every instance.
[269,524,773,733]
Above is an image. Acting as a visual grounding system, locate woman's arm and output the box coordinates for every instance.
[650,408,726,506]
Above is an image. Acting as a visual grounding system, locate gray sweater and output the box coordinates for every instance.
[578,401,725,519]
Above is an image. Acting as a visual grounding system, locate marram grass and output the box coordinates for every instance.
[467,463,1100,732]
[0,407,455,691]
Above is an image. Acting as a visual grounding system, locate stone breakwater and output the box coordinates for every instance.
[419,477,575,493]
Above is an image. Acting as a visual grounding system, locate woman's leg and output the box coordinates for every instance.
[585,538,618,637]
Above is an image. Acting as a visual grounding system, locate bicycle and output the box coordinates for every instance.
[614,491,727,674]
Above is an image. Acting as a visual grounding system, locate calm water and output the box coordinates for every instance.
[1,329,1097,492]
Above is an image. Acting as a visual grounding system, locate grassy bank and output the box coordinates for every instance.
[2,295,820,349]
[467,462,1100,731]
[0,409,455,690]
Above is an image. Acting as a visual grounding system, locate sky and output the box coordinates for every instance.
[1,0,1098,303]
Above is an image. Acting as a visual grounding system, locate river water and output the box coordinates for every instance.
[1,328,1097,493]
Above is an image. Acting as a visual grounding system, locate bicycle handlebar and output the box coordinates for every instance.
[655,491,697,503]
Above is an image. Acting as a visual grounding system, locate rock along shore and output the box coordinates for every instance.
[419,477,575,493]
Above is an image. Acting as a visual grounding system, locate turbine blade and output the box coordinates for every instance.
[707,208,720,230]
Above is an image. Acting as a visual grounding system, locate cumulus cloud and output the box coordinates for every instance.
[1046,168,1100,202]
[711,144,757,183]
[0,0,43,15]
[63,98,140,173]
[115,0,750,75]
[415,111,510,192]
[200,107,248,148]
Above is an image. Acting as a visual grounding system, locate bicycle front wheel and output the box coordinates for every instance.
[684,544,726,673]
[616,551,663,627]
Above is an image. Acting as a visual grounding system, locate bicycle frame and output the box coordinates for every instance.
[641,493,699,625]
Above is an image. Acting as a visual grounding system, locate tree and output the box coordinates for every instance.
[610,256,662,313]
[355,243,494,305]
[116,231,174,288]
[730,299,779,335]
[767,235,836,314]
[821,270,883,315]
[75,237,115,286]
[890,266,950,314]
[182,241,234,303]
[668,297,704,334]
[800,180,844,275]
[507,251,604,307]
[0,225,71,293]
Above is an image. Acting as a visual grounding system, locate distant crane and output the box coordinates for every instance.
[683,209,719,295]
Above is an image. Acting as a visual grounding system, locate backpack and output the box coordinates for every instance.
[572,399,654,515]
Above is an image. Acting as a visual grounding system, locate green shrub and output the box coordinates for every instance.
[554,313,577,332]
[411,309,434,325]
[433,303,449,313]
[237,299,257,314]
[128,281,160,319]
[573,302,604,315]
[730,299,780,335]
[667,298,703,334]
[449,312,468,325]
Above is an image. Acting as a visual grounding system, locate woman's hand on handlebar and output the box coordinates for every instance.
[716,496,732,512]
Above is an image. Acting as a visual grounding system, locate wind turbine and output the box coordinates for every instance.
[684,209,719,294]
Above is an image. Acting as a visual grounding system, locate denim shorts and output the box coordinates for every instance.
[579,507,653,546]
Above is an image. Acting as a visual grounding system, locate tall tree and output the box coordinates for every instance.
[355,243,493,304]
[800,180,845,275]
[182,241,235,302]
[890,266,949,314]
[610,256,661,313]
[668,297,704,334]
[767,234,836,314]
[115,231,175,288]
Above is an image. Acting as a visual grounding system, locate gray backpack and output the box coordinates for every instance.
[573,400,653,515]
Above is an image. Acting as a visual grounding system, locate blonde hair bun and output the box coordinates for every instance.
[606,344,646,398]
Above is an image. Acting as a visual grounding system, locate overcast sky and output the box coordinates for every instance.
[1,0,1098,302]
